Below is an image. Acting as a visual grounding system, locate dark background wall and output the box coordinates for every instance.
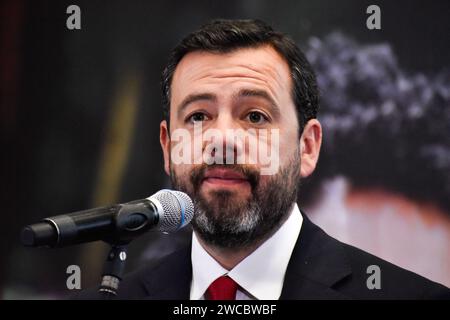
[1,0,449,298]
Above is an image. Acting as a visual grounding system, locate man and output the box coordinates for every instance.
[83,19,449,299]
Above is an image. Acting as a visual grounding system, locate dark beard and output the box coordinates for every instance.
[170,156,300,249]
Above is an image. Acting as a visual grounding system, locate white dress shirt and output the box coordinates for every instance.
[190,203,303,300]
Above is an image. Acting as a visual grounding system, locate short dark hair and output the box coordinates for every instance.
[161,19,319,133]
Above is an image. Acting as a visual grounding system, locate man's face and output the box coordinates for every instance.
[160,45,321,248]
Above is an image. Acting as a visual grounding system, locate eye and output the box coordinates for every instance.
[187,112,209,124]
[246,111,269,124]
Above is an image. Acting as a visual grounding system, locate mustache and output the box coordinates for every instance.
[190,164,260,192]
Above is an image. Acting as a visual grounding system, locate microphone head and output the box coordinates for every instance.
[148,189,194,233]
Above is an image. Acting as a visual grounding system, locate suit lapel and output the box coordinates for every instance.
[139,211,352,300]
[280,212,352,299]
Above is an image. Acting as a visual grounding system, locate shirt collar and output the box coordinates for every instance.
[190,203,303,300]
[190,231,229,300]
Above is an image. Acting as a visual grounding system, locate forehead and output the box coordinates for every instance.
[170,45,292,106]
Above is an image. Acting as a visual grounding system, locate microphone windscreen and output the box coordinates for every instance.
[148,190,194,233]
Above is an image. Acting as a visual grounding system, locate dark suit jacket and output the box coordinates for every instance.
[78,213,450,299]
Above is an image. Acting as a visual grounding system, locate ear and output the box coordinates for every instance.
[299,119,322,178]
[160,120,171,176]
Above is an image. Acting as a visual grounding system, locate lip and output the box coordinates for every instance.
[202,168,249,187]
[204,168,246,180]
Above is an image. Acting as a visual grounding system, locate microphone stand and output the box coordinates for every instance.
[98,244,128,299]
[97,199,155,299]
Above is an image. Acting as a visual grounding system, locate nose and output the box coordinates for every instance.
[204,112,245,164]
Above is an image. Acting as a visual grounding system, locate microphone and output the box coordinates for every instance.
[20,189,194,248]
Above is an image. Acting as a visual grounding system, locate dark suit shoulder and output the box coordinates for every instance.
[333,237,450,299]
[289,214,450,299]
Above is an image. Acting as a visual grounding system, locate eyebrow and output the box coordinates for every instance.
[234,89,281,118]
[176,88,281,118]
[177,93,217,115]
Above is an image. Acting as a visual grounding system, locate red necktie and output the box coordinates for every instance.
[206,276,238,300]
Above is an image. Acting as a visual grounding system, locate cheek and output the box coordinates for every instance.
[257,175,271,187]
[170,162,191,177]
[278,129,300,163]
[273,104,300,163]
[170,164,194,192]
